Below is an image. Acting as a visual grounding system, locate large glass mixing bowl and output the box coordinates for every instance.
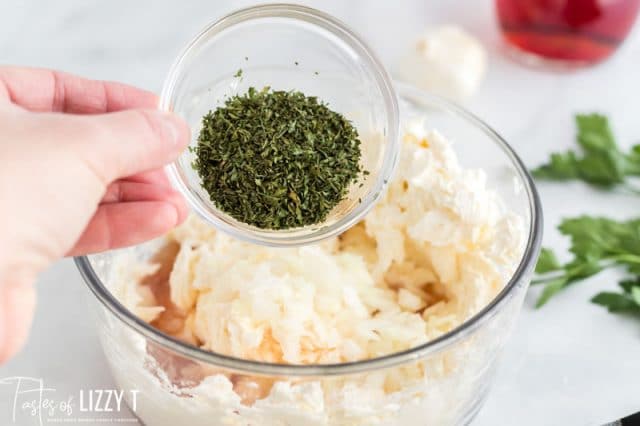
[76,84,542,426]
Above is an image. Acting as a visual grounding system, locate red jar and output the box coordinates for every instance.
[496,0,640,66]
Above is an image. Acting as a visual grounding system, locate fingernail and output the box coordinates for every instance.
[168,190,189,223]
[166,202,181,227]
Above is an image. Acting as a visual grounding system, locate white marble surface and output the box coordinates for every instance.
[1,1,640,425]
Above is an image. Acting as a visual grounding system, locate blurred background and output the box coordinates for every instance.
[1,0,640,424]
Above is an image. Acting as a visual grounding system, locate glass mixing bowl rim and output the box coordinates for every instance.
[159,3,400,247]
[76,83,543,377]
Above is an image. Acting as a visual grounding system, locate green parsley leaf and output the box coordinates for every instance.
[536,278,568,308]
[558,216,640,260]
[532,216,640,307]
[532,114,640,189]
[591,291,640,313]
[619,278,640,293]
[535,248,561,273]
[632,286,640,306]
[532,151,580,180]
[591,278,640,313]
[575,114,616,152]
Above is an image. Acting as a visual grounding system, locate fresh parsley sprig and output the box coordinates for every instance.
[532,114,640,193]
[533,218,640,307]
[532,114,640,313]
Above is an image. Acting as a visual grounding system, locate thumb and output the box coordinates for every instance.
[67,109,190,183]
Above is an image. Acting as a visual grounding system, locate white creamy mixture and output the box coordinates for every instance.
[108,122,525,425]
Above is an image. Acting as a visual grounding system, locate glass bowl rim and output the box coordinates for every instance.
[159,3,400,247]
[75,83,543,377]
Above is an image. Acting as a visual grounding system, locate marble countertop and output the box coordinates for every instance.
[1,1,640,425]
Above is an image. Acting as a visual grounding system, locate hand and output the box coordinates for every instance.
[0,67,190,363]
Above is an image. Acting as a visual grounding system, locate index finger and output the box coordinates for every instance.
[0,66,158,114]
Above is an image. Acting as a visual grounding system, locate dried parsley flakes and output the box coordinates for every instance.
[192,86,364,230]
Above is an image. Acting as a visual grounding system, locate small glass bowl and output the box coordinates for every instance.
[160,4,399,247]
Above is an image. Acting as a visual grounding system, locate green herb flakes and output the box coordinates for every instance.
[192,87,364,230]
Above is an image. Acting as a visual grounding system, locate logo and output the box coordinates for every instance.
[0,376,140,425]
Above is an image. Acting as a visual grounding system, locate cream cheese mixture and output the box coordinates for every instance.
[107,121,526,425]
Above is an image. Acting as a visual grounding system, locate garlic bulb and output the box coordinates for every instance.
[397,26,488,102]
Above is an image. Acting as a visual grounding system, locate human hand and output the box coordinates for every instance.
[0,67,190,363]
